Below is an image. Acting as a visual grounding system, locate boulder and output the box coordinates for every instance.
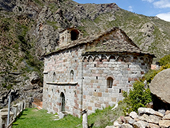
[105,126,117,128]
[159,120,170,127]
[133,121,149,128]
[129,111,138,119]
[138,107,163,117]
[165,110,170,115]
[163,113,170,120]
[148,123,159,128]
[124,116,135,124]
[113,120,121,127]
[121,124,133,128]
[150,68,170,104]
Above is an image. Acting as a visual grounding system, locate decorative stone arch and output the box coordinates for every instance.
[101,54,108,61]
[93,56,100,62]
[109,55,116,62]
[124,56,132,62]
[60,92,65,112]
[82,56,87,62]
[87,56,93,62]
[117,56,124,62]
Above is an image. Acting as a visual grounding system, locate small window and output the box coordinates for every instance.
[62,36,64,42]
[53,72,56,82]
[70,70,74,82]
[96,76,98,79]
[119,89,122,93]
[107,77,113,88]
[71,29,79,40]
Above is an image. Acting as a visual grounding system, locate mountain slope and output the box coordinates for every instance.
[0,0,170,106]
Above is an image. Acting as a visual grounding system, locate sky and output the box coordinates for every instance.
[73,0,170,22]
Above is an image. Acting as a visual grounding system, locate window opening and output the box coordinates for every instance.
[70,70,74,82]
[53,72,56,82]
[60,92,65,112]
[107,77,113,88]
[119,89,122,93]
[71,30,79,40]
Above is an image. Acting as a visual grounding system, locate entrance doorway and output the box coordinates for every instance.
[60,92,65,112]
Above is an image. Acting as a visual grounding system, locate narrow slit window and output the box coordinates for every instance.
[107,77,113,88]
[53,72,56,82]
[70,70,74,82]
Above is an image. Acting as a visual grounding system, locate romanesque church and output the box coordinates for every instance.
[42,27,154,117]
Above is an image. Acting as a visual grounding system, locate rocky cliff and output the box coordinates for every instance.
[0,0,170,107]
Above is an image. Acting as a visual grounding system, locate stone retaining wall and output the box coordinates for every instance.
[106,107,170,128]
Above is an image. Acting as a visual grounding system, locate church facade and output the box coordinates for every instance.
[42,27,154,117]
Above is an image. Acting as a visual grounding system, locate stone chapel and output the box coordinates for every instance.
[42,27,154,117]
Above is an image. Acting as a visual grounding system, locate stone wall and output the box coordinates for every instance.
[43,46,85,117]
[0,100,25,128]
[43,41,153,116]
[108,107,170,128]
[82,53,152,114]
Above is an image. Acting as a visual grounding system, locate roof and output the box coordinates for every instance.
[44,27,155,57]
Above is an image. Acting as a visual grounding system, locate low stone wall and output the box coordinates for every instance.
[0,100,26,128]
[106,107,170,128]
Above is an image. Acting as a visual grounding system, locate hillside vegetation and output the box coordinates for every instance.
[0,0,170,105]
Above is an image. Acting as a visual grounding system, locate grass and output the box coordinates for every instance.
[12,103,126,128]
[87,103,125,128]
[13,108,82,128]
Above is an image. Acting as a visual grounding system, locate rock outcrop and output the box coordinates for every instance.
[150,68,170,104]
[106,107,170,128]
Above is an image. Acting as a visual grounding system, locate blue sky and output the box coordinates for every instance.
[73,0,170,22]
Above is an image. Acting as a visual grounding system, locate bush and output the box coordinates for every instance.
[158,54,170,66]
[160,63,170,71]
[123,81,152,113]
[144,69,160,83]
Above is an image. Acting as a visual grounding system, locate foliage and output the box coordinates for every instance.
[144,69,160,83]
[158,54,170,66]
[88,104,125,128]
[13,108,82,128]
[160,63,170,71]
[123,81,152,113]
[46,21,58,30]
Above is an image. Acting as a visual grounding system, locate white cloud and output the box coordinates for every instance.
[128,6,133,12]
[154,0,170,8]
[156,12,170,22]
[142,0,154,3]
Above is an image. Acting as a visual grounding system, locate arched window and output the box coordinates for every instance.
[70,70,74,82]
[71,29,79,40]
[60,92,65,112]
[107,77,113,88]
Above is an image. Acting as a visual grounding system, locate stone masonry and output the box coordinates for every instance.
[42,27,154,117]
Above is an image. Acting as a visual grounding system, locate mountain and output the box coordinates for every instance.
[0,0,170,107]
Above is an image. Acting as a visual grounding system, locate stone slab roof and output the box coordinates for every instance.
[44,27,155,57]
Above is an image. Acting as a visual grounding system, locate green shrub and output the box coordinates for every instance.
[144,69,160,83]
[123,81,152,113]
[158,54,170,66]
[160,63,170,71]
